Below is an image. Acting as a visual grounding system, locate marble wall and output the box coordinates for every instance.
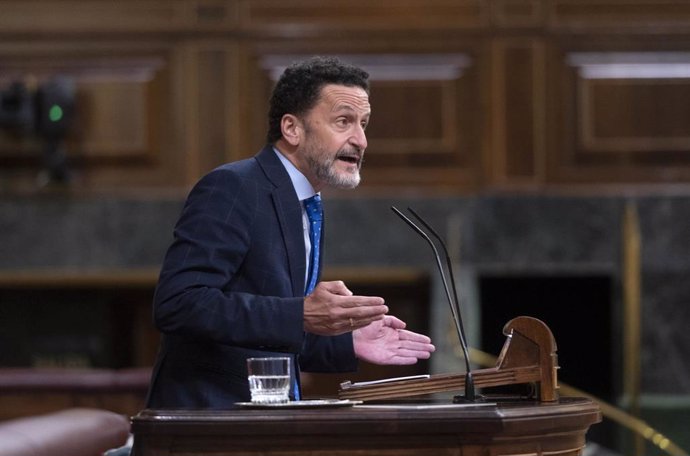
[2,193,689,397]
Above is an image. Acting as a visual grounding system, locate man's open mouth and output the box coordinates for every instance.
[336,153,361,165]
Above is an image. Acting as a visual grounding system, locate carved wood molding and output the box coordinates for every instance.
[3,0,690,191]
[549,0,690,32]
[550,49,690,183]
[2,1,688,37]
[0,0,239,34]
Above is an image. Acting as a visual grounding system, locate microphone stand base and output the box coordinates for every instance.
[452,394,486,404]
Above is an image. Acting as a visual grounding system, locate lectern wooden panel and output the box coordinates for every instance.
[131,397,601,456]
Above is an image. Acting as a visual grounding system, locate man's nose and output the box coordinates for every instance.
[350,124,368,150]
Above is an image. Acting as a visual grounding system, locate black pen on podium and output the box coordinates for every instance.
[391,206,476,402]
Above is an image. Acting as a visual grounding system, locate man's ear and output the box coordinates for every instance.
[280,114,302,147]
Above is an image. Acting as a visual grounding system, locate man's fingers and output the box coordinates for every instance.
[395,348,433,359]
[340,296,385,308]
[398,342,436,355]
[387,345,435,364]
[382,315,406,329]
[305,282,390,335]
[388,355,424,365]
[319,280,353,296]
[338,296,388,322]
[397,329,433,344]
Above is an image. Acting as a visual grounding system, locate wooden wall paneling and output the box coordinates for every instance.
[548,45,690,184]
[548,0,690,32]
[235,47,275,160]
[3,1,690,191]
[365,53,481,190]
[191,0,240,31]
[547,43,600,184]
[183,42,246,180]
[239,0,488,35]
[75,46,184,190]
[0,42,188,192]
[222,44,254,164]
[0,1,182,33]
[580,69,690,153]
[76,59,166,166]
[178,43,201,186]
[489,39,547,188]
[0,0,240,34]
[491,0,544,28]
[370,54,483,191]
[178,42,226,183]
[215,44,292,165]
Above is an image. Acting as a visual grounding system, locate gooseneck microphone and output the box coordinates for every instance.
[391,206,476,402]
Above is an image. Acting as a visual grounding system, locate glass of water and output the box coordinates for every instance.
[246,357,291,404]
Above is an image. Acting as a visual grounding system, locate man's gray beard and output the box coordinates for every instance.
[308,155,361,189]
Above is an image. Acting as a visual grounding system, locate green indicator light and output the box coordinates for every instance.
[49,104,64,122]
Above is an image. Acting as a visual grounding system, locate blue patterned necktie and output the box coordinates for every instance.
[304,194,323,295]
[292,194,322,401]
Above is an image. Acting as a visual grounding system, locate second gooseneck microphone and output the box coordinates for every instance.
[391,206,476,402]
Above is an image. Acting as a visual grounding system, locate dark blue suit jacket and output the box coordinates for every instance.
[145,146,357,408]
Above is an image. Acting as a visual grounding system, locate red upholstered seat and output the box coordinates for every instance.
[0,408,130,456]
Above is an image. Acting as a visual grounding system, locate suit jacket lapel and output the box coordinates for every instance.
[256,146,307,297]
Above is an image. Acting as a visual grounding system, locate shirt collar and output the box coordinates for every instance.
[273,147,318,202]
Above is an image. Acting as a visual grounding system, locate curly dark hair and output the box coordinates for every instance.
[267,56,370,144]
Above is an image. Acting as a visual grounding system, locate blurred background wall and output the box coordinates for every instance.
[1,1,690,453]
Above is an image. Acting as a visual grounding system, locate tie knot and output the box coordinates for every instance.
[304,194,323,221]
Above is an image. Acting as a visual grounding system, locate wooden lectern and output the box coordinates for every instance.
[132,398,600,456]
[131,317,601,456]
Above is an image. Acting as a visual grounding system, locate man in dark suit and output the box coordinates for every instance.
[146,56,435,408]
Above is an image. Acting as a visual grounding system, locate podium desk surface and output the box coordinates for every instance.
[131,397,601,456]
